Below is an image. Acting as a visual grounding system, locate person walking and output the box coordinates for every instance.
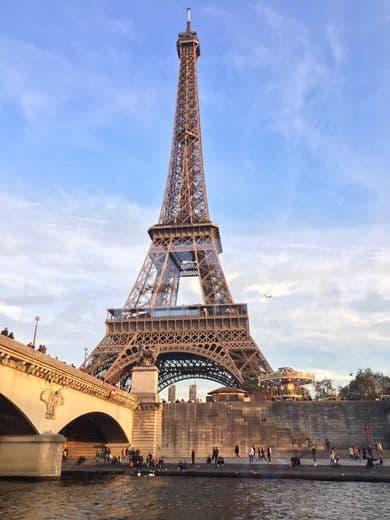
[234,445,240,458]
[329,447,336,466]
[260,447,265,461]
[266,445,272,463]
[248,445,255,464]
[311,446,317,467]
[191,449,195,465]
[353,445,360,461]
[211,447,216,463]
[375,441,383,458]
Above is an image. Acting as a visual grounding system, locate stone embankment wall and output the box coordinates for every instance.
[160,400,390,458]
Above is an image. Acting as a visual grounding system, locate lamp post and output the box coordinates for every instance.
[84,347,88,365]
[32,316,40,347]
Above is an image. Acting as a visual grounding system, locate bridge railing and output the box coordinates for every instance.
[0,335,137,409]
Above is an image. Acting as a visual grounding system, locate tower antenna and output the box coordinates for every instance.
[186,7,191,31]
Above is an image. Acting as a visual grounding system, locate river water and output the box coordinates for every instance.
[0,475,389,520]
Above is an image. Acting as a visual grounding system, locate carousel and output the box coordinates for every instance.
[258,367,315,400]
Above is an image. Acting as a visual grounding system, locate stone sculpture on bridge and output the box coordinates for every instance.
[137,345,156,367]
[40,388,64,419]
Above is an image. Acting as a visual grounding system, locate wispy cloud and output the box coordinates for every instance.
[0,35,157,141]
[204,1,390,208]
[326,24,345,65]
[1,191,389,381]
[0,190,157,363]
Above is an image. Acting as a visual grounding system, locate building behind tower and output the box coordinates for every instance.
[168,384,176,403]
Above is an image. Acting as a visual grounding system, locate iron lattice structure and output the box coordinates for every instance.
[83,12,272,391]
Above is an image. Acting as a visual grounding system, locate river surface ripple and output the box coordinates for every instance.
[0,475,389,520]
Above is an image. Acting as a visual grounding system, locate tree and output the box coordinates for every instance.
[339,368,390,400]
[314,378,337,400]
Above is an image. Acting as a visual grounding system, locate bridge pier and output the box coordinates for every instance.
[0,433,65,478]
[130,366,162,457]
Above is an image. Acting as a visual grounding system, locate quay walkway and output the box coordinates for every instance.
[62,457,390,483]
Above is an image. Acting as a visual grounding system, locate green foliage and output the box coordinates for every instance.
[314,378,337,400]
[339,368,390,400]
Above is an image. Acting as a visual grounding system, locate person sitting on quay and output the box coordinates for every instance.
[156,458,165,470]
[205,455,212,466]
[75,456,86,465]
[177,460,187,471]
[290,453,301,468]
[217,456,225,469]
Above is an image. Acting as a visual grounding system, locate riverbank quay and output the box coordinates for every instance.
[61,460,390,483]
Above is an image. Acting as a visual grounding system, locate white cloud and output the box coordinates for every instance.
[0,190,157,364]
[1,191,389,380]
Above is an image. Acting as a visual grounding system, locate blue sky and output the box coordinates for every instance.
[1,1,389,399]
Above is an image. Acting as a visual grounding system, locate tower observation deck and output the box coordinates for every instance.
[83,9,272,391]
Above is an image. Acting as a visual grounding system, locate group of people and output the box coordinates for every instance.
[329,447,342,467]
[326,438,384,467]
[95,446,165,470]
[1,327,14,339]
[205,446,225,467]
[27,342,47,353]
[347,442,384,466]
[1,325,49,353]
[247,445,272,464]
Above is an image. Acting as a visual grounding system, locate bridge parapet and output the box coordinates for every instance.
[0,335,136,410]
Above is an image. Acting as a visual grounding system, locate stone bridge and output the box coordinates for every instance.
[0,335,161,477]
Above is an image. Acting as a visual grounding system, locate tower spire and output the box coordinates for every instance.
[186,7,191,32]
[160,9,205,225]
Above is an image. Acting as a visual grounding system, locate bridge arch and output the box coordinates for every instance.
[59,412,129,445]
[58,411,129,459]
[0,393,39,435]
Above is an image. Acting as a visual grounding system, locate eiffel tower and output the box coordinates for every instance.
[83,9,272,391]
